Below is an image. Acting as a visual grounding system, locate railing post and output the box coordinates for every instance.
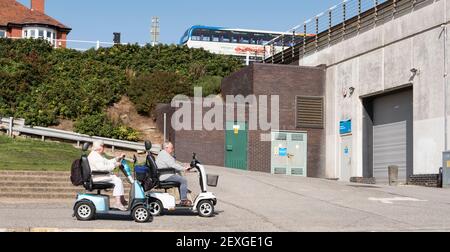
[8,117,13,137]
[328,9,332,45]
[271,43,275,64]
[281,35,285,63]
[358,0,362,31]
[374,0,379,24]
[246,51,250,66]
[315,16,319,51]
[393,0,397,16]
[292,31,296,60]
[342,1,347,41]
[303,23,307,57]
[164,113,167,143]
[263,45,266,63]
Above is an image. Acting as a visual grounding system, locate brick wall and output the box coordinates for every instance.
[157,63,327,176]
[222,63,327,176]
[408,174,442,188]
[8,27,22,38]
[155,102,225,167]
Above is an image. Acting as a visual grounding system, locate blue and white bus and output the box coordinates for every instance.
[180,25,308,63]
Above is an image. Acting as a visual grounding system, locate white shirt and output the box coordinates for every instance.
[88,151,117,174]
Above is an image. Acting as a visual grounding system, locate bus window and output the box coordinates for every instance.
[180,30,190,44]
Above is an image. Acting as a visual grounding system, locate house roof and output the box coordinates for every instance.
[0,0,71,31]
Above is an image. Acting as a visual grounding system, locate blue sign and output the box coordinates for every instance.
[279,148,287,157]
[340,120,352,135]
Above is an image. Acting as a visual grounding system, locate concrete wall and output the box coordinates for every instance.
[299,0,450,179]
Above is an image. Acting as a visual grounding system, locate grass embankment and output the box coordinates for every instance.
[0,135,80,171]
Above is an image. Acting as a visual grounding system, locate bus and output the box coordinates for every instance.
[180,25,309,63]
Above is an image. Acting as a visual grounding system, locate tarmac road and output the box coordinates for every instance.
[2,166,450,232]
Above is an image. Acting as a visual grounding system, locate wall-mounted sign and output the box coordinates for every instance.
[279,148,288,157]
[340,120,352,135]
[233,125,240,135]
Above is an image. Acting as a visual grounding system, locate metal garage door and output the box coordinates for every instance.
[373,121,407,183]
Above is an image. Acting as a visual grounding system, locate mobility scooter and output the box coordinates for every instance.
[73,143,153,223]
[137,141,218,218]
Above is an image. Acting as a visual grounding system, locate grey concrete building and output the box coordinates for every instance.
[272,0,450,183]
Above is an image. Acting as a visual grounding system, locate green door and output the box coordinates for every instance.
[225,121,248,170]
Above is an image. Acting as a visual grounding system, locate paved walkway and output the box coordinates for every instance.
[1,166,450,232]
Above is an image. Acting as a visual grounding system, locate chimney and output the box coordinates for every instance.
[31,0,45,13]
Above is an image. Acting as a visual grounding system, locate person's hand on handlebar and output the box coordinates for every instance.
[115,153,126,162]
[185,164,194,173]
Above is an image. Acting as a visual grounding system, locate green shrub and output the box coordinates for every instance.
[193,76,223,97]
[128,71,192,115]
[0,39,243,131]
[74,113,139,142]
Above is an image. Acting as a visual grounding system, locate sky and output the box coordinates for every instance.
[18,0,342,46]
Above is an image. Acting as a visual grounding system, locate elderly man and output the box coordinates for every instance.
[156,142,192,206]
[88,140,127,211]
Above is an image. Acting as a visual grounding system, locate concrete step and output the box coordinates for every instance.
[0,171,70,177]
[0,187,131,194]
[0,175,71,182]
[0,193,80,199]
[0,175,130,182]
[0,181,132,189]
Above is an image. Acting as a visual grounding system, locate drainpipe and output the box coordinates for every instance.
[443,24,448,151]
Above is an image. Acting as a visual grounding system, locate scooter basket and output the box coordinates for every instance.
[206,174,219,187]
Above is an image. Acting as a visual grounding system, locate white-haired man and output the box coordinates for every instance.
[88,140,127,211]
[156,142,192,206]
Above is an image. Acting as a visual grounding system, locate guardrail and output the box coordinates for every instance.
[0,117,161,153]
[263,0,429,64]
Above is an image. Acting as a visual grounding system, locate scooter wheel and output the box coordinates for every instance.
[74,201,96,221]
[132,206,152,223]
[197,200,215,218]
[148,199,163,216]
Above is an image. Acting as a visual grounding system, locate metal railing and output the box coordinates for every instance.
[263,0,430,64]
[6,36,146,51]
[0,117,161,153]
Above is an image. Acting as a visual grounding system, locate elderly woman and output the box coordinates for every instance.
[88,140,127,211]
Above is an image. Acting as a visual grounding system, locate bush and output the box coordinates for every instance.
[74,113,139,142]
[128,71,192,115]
[0,39,243,133]
[193,76,223,97]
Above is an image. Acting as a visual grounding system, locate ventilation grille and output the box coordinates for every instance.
[297,96,324,129]
[291,168,305,176]
[274,168,287,175]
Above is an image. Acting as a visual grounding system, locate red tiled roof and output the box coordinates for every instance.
[0,0,70,30]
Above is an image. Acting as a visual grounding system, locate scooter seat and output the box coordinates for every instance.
[89,182,115,191]
[158,181,181,189]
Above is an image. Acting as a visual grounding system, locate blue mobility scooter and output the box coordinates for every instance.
[73,143,153,223]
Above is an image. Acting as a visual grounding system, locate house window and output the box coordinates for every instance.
[23,27,57,45]
[0,30,6,38]
[296,96,324,129]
